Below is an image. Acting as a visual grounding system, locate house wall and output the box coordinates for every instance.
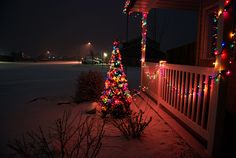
[166,42,196,65]
[227,64,236,115]
[121,38,165,67]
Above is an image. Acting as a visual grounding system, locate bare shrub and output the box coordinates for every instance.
[8,111,105,158]
[112,109,152,139]
[74,70,104,103]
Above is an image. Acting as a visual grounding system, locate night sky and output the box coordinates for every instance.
[0,0,198,57]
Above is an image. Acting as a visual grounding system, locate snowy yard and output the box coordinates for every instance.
[0,62,200,157]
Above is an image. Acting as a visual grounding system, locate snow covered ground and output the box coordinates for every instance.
[0,61,140,156]
[0,61,200,158]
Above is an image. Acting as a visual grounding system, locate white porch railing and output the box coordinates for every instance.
[142,61,219,157]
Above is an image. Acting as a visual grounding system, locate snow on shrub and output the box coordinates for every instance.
[112,109,152,139]
[74,70,104,103]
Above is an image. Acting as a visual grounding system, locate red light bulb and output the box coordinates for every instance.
[221,50,228,60]
[225,0,230,5]
[226,70,231,76]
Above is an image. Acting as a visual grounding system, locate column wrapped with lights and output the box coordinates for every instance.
[228,0,236,60]
[100,41,132,118]
[229,0,236,58]
[141,12,148,65]
[213,0,235,80]
[212,11,219,56]
[229,28,236,58]
[123,0,131,14]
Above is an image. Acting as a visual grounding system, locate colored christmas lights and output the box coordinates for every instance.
[211,0,235,80]
[211,10,219,56]
[100,41,132,118]
[148,65,210,97]
[123,0,131,14]
[223,0,232,12]
[141,12,148,64]
[229,28,236,55]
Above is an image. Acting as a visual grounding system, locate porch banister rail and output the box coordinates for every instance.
[142,61,219,156]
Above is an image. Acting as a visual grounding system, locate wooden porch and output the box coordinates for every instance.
[124,0,236,157]
[141,61,218,158]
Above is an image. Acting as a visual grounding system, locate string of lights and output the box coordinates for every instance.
[141,13,148,64]
[123,0,131,14]
[100,41,132,117]
[212,11,219,56]
[212,0,235,80]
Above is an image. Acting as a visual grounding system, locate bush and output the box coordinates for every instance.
[112,109,152,139]
[8,111,105,158]
[74,70,104,103]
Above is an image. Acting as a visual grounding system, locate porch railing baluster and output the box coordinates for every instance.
[141,62,218,157]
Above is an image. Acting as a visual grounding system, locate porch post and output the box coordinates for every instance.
[141,12,148,65]
[141,12,148,86]
[209,0,236,156]
[214,0,225,72]
[208,1,226,156]
[214,0,234,73]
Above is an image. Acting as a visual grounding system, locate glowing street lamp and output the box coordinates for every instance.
[87,42,94,64]
[103,52,108,64]
[103,52,108,58]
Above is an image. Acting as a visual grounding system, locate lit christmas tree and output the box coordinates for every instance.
[100,41,132,118]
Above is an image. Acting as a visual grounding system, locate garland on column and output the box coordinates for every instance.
[212,0,235,81]
[141,12,148,64]
[123,0,131,14]
[212,10,219,56]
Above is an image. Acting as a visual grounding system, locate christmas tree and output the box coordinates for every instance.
[100,41,132,118]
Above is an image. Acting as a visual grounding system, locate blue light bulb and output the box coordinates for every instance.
[222,41,226,47]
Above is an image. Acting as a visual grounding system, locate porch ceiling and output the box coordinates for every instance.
[125,0,200,13]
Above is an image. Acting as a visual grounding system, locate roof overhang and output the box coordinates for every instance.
[124,0,201,14]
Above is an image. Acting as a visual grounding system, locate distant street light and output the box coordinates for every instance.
[87,42,94,64]
[46,50,50,60]
[103,52,108,64]
[103,52,108,58]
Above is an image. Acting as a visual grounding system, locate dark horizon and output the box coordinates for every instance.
[0,0,198,57]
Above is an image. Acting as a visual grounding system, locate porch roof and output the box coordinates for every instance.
[124,0,201,14]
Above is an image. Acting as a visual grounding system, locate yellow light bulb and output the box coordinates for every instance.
[213,61,219,67]
[218,9,223,16]
[230,32,235,38]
